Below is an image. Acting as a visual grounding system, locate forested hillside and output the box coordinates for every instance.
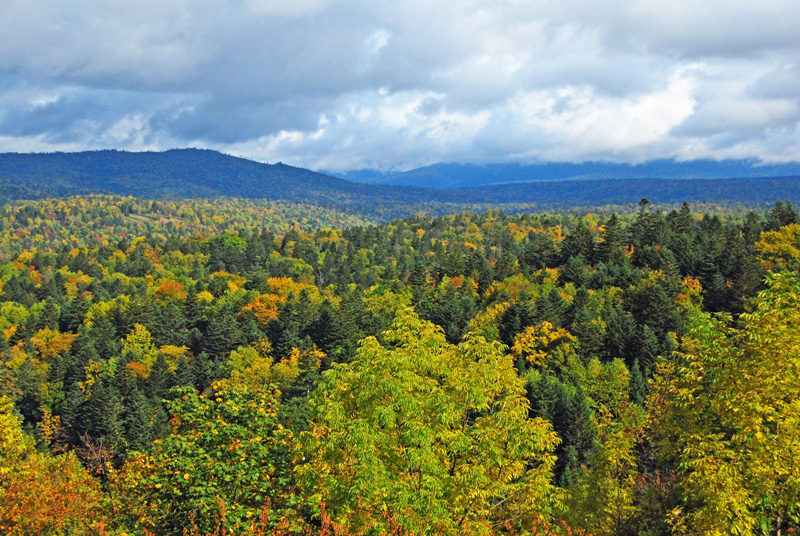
[2,196,800,534]
[0,149,454,218]
[2,150,800,217]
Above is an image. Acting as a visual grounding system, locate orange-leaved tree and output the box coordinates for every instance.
[0,396,102,535]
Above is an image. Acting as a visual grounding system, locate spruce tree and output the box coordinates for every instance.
[147,354,175,401]
[629,360,648,406]
[151,302,189,347]
[560,222,595,264]
[77,378,124,448]
[174,355,195,387]
[124,387,153,452]
[203,307,243,361]
[562,254,586,286]
[60,292,91,333]
[191,352,215,392]
[90,313,119,360]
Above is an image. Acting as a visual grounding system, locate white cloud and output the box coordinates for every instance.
[0,0,797,169]
[501,68,697,160]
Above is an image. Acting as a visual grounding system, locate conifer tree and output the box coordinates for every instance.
[124,387,153,452]
[191,351,215,392]
[174,355,194,387]
[202,307,243,361]
[147,354,175,401]
[90,313,119,360]
[60,292,90,333]
[560,222,595,264]
[629,360,648,406]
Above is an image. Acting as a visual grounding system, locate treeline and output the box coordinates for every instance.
[2,150,800,219]
[2,197,800,534]
[0,149,456,219]
[0,195,372,262]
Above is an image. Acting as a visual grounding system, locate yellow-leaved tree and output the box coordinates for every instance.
[296,307,561,535]
[650,271,800,534]
[755,223,800,271]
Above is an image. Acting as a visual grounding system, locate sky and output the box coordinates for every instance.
[0,0,798,171]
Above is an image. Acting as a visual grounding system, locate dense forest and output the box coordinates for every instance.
[2,195,800,534]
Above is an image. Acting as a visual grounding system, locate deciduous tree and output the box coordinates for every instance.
[297,308,560,534]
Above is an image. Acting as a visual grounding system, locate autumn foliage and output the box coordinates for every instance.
[2,197,800,534]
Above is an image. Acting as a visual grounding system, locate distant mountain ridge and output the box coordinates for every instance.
[0,148,379,199]
[328,160,800,189]
[0,149,443,217]
[1,149,799,217]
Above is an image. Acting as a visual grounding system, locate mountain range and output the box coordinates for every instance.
[328,160,800,189]
[1,149,799,217]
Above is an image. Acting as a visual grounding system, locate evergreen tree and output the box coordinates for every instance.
[528,374,597,487]
[629,360,648,406]
[174,355,195,387]
[604,307,637,363]
[635,324,661,376]
[499,300,535,347]
[60,292,91,333]
[533,292,559,327]
[624,279,678,338]
[147,354,175,401]
[191,351,215,392]
[307,300,342,358]
[596,213,624,264]
[562,254,587,286]
[571,305,604,361]
[77,378,124,448]
[150,302,189,347]
[14,358,43,426]
[704,271,732,313]
[408,263,428,303]
[184,285,205,329]
[37,299,62,332]
[742,211,762,245]
[124,387,153,452]
[59,380,85,446]
[560,222,595,264]
[766,200,798,230]
[90,313,119,360]
[202,307,244,362]
[667,201,694,236]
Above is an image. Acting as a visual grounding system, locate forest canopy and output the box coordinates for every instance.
[1,195,799,535]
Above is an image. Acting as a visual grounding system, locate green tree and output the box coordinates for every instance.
[560,222,595,264]
[297,308,560,534]
[203,307,244,361]
[110,381,297,534]
[596,213,625,264]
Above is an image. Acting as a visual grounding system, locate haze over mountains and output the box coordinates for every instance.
[329,160,800,189]
[1,149,799,217]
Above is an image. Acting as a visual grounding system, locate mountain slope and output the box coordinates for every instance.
[0,149,403,199]
[0,149,448,217]
[1,149,799,216]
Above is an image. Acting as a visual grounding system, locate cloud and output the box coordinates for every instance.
[0,0,798,170]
